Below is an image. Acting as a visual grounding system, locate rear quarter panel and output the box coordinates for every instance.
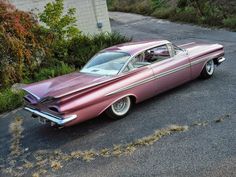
[60,67,156,126]
[187,44,224,79]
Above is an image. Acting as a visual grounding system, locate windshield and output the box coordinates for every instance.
[81,52,130,75]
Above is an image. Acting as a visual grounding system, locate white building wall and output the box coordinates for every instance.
[9,0,111,34]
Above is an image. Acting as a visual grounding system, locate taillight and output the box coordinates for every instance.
[48,106,60,113]
[24,94,38,104]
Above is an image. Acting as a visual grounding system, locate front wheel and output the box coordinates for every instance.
[106,96,132,120]
[200,59,215,79]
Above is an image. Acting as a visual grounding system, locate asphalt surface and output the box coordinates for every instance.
[0,12,236,177]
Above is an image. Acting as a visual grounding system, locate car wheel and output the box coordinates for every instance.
[106,96,132,120]
[200,59,215,79]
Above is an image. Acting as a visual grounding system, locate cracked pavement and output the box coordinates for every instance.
[0,12,236,177]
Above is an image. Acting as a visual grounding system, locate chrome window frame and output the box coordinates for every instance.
[119,42,173,74]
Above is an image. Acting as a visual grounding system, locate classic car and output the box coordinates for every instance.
[23,40,225,127]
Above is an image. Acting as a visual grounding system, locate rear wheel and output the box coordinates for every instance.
[106,96,132,120]
[200,59,215,79]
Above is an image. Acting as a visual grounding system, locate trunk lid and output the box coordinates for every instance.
[180,42,223,55]
[23,72,112,100]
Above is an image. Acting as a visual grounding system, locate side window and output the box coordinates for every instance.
[122,44,173,73]
[146,44,171,63]
[130,52,149,68]
[123,52,150,72]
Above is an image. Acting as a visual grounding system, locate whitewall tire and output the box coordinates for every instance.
[200,59,215,79]
[106,96,132,120]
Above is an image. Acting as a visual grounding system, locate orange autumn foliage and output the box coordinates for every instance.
[0,0,50,86]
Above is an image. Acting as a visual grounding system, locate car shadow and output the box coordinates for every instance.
[21,113,114,150]
[20,78,204,153]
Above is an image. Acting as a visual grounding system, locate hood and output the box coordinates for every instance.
[23,72,112,100]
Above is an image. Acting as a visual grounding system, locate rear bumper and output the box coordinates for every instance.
[24,107,77,126]
[217,57,226,65]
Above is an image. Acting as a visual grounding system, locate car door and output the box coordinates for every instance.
[150,44,191,94]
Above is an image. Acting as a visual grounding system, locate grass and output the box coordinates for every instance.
[99,148,111,157]
[9,117,24,156]
[0,89,24,114]
[50,161,62,171]
[223,16,236,31]
[81,150,97,162]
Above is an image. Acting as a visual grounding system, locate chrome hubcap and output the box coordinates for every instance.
[206,60,214,75]
[111,97,131,116]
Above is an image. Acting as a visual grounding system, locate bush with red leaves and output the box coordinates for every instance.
[0,0,49,87]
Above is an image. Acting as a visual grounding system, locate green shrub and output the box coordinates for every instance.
[223,16,236,31]
[108,0,236,30]
[177,0,188,8]
[108,0,153,15]
[132,0,153,15]
[151,0,168,9]
[200,3,224,26]
[174,7,199,23]
[34,62,76,82]
[152,7,176,19]
[0,89,24,114]
[67,32,132,68]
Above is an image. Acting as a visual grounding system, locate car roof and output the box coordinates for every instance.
[103,40,170,56]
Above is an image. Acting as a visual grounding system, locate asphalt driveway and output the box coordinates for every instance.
[0,12,236,177]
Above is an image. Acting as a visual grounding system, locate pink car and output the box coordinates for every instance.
[23,40,225,127]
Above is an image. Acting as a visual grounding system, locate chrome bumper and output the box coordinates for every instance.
[217,57,226,64]
[24,107,77,126]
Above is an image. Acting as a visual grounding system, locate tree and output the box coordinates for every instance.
[39,0,80,60]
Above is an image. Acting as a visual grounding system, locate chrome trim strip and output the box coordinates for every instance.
[58,56,222,98]
[190,57,207,66]
[24,107,77,125]
[106,63,191,96]
[23,90,41,100]
[107,56,212,96]
[154,63,191,79]
[107,76,156,95]
[179,42,195,47]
